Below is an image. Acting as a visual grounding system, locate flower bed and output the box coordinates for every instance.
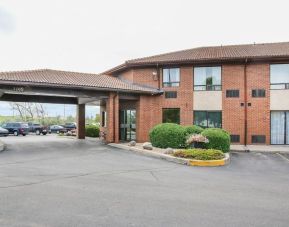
[173,149,225,160]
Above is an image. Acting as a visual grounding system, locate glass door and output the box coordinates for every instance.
[271,111,285,144]
[120,109,136,141]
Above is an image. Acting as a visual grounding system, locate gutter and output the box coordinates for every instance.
[0,80,161,95]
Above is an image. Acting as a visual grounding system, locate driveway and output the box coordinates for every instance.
[0,135,289,227]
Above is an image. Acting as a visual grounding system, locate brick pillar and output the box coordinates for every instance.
[77,104,85,139]
[106,92,119,143]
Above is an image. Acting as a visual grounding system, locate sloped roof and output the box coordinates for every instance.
[0,69,160,94]
[105,42,289,74]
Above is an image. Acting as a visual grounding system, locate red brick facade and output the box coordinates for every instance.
[103,63,273,145]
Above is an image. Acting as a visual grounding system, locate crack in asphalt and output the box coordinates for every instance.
[0,166,178,189]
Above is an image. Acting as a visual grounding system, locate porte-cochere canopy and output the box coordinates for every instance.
[0,69,162,142]
[0,69,161,95]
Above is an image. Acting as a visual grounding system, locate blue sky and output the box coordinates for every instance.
[0,101,99,118]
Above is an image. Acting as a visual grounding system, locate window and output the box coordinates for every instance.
[163,68,180,87]
[193,111,222,128]
[230,135,240,143]
[194,66,221,91]
[165,91,177,98]
[252,135,266,143]
[162,108,180,124]
[252,89,265,97]
[101,111,107,127]
[270,64,289,89]
[226,90,239,98]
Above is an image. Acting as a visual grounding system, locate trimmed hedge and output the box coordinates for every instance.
[85,125,100,138]
[201,128,230,153]
[184,125,204,135]
[173,149,225,160]
[149,123,186,148]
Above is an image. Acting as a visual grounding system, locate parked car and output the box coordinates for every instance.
[28,122,48,135]
[63,122,77,131]
[48,125,67,134]
[0,127,9,137]
[1,122,29,136]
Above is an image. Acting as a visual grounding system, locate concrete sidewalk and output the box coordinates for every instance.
[231,144,289,153]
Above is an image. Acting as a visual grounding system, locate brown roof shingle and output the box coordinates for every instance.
[106,42,289,74]
[0,69,161,94]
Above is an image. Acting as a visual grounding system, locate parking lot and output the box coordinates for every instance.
[0,135,289,227]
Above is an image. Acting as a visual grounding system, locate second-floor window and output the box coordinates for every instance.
[194,66,221,91]
[270,64,289,89]
[163,68,180,87]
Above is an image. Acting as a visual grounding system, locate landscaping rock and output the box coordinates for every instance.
[164,148,174,154]
[143,142,153,150]
[128,140,136,146]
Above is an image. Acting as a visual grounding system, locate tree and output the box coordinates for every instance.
[9,102,47,122]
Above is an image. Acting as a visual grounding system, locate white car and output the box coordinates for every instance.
[0,127,9,137]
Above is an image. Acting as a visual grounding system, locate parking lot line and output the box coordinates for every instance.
[276,153,289,163]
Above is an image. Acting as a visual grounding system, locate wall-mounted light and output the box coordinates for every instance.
[152,71,158,81]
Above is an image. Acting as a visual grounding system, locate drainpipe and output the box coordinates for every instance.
[156,63,160,89]
[244,59,248,149]
[112,93,118,142]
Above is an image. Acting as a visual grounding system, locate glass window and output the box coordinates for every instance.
[252,89,265,97]
[194,66,221,91]
[194,111,222,128]
[163,68,180,87]
[162,108,180,124]
[270,64,289,89]
[226,90,239,98]
[165,91,177,98]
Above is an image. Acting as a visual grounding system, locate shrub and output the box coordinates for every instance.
[173,149,225,160]
[85,125,100,137]
[201,128,230,153]
[149,123,186,148]
[184,125,204,136]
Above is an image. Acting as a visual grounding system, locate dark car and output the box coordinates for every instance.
[2,122,29,136]
[0,127,9,137]
[62,122,77,131]
[48,125,67,134]
[28,122,48,135]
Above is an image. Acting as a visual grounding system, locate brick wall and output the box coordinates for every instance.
[222,65,246,144]
[246,64,270,145]
[135,66,194,142]
[109,64,271,144]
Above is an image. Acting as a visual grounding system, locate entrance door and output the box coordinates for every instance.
[271,111,289,144]
[119,109,136,141]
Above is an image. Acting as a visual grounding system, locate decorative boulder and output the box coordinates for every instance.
[128,140,136,146]
[143,142,153,150]
[164,148,174,154]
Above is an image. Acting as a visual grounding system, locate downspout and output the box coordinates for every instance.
[244,59,248,148]
[112,93,117,142]
[157,63,160,89]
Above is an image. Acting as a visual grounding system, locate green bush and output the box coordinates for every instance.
[173,149,225,160]
[149,123,186,148]
[85,125,100,138]
[201,128,230,153]
[184,125,204,135]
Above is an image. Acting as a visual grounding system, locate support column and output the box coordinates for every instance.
[77,104,85,139]
[106,92,119,143]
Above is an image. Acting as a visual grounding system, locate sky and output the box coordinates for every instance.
[1,0,289,116]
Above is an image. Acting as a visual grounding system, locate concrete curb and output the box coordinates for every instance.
[230,145,289,154]
[108,143,230,167]
[0,140,5,152]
